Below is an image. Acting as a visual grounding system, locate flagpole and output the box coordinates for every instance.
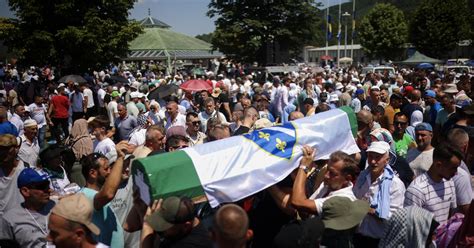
[325,0,329,58]
[351,0,356,61]
[337,0,341,68]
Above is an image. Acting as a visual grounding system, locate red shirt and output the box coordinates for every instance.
[51,95,70,118]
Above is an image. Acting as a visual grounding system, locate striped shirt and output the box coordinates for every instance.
[404,173,456,225]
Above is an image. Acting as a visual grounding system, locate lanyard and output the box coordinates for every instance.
[24,207,48,236]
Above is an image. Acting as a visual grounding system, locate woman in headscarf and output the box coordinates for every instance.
[370,128,414,187]
[66,118,93,160]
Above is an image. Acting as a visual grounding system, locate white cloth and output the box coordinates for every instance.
[407,148,434,177]
[0,161,25,215]
[18,134,40,168]
[27,103,47,128]
[97,88,106,108]
[309,182,356,214]
[83,88,95,108]
[126,102,139,117]
[9,113,24,135]
[107,101,118,127]
[165,113,186,130]
[129,129,146,146]
[353,170,406,238]
[94,138,116,156]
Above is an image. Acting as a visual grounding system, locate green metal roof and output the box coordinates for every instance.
[129,28,213,51]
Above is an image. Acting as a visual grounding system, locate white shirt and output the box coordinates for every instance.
[353,170,406,238]
[18,134,40,168]
[27,103,47,128]
[129,129,146,146]
[107,101,118,127]
[309,182,356,215]
[97,88,106,108]
[83,88,95,108]
[198,110,228,132]
[407,148,434,177]
[165,113,186,130]
[94,138,116,156]
[9,113,24,135]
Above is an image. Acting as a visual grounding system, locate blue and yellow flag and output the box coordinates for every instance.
[327,15,333,40]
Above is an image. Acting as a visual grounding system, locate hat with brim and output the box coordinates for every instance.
[145,196,192,232]
[211,88,222,98]
[444,84,459,94]
[322,196,369,231]
[462,104,474,115]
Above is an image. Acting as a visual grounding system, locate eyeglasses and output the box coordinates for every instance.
[28,181,50,191]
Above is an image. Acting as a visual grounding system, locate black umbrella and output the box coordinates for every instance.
[108,75,129,84]
[58,75,86,83]
[148,84,179,100]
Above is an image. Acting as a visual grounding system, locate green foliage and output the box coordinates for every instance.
[409,0,470,58]
[2,0,143,72]
[195,32,214,44]
[207,0,323,63]
[358,3,408,60]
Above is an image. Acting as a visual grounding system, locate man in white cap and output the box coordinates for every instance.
[126,91,140,117]
[353,141,405,246]
[47,193,106,248]
[18,119,40,168]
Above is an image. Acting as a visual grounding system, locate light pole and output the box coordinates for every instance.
[342,12,351,60]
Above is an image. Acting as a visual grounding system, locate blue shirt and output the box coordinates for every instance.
[428,102,442,126]
[81,188,124,248]
[0,121,19,136]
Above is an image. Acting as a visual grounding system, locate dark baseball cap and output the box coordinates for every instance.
[17,168,51,188]
[145,196,195,232]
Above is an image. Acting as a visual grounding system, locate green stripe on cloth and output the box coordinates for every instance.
[132,150,205,202]
[339,106,358,138]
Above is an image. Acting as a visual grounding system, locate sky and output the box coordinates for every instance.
[1,0,349,37]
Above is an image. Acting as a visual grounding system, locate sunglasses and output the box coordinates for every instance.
[394,121,408,126]
[172,145,189,149]
[189,121,201,125]
[28,181,51,191]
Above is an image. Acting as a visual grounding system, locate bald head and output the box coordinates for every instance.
[289,111,304,121]
[410,89,421,102]
[357,110,373,131]
[212,204,251,248]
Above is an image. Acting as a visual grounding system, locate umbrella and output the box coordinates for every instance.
[180,79,212,92]
[417,63,434,69]
[148,84,179,100]
[108,75,129,84]
[339,57,353,63]
[320,55,333,60]
[58,75,86,83]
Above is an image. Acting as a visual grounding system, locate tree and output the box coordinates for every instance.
[195,32,214,44]
[207,0,322,64]
[409,0,470,59]
[358,3,408,61]
[1,0,143,72]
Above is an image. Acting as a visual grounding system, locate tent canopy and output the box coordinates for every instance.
[400,51,443,65]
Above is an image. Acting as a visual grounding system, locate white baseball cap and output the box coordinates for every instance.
[367,141,390,154]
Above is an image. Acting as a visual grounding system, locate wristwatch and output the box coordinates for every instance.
[298,165,309,173]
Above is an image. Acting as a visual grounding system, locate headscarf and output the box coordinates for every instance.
[379,206,434,248]
[68,119,93,160]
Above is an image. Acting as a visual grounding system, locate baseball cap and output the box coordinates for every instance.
[335,82,344,90]
[130,92,139,98]
[403,85,414,96]
[462,103,474,115]
[366,141,390,154]
[424,90,436,98]
[17,168,51,188]
[51,193,100,235]
[0,134,18,147]
[415,122,433,132]
[355,88,365,95]
[145,196,195,232]
[321,196,369,230]
[111,91,120,98]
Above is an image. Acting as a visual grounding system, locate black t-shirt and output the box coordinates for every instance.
[159,222,213,248]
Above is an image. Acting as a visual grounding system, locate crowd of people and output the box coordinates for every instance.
[0,61,473,248]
